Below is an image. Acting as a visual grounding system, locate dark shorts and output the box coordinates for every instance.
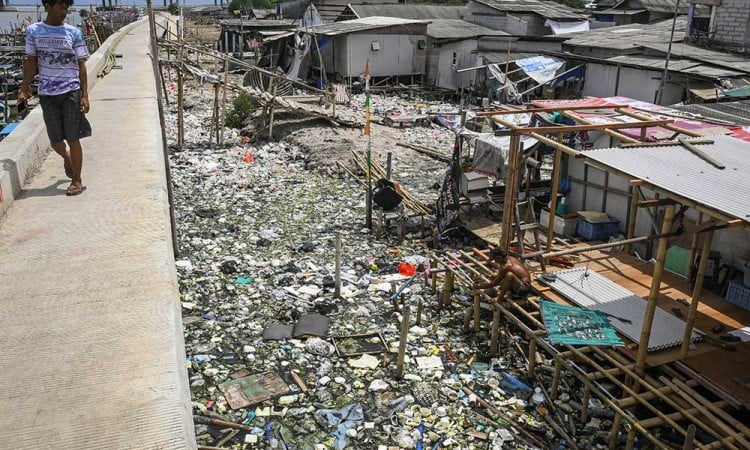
[39,89,91,144]
[516,282,531,295]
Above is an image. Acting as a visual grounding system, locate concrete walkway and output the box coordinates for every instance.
[0,20,196,449]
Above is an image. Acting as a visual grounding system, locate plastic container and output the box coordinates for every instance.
[577,216,620,241]
[725,280,750,310]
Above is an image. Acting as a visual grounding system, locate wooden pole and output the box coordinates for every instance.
[396,305,410,379]
[682,425,696,450]
[386,152,392,179]
[501,133,521,251]
[209,82,219,144]
[158,61,170,105]
[177,44,185,148]
[680,229,713,357]
[218,58,229,144]
[528,339,538,376]
[581,385,591,423]
[334,233,341,298]
[441,271,453,308]
[546,133,564,254]
[416,297,423,325]
[562,111,640,144]
[687,212,704,280]
[550,357,562,399]
[490,306,500,356]
[636,204,675,375]
[268,80,277,141]
[473,291,480,332]
[624,187,640,254]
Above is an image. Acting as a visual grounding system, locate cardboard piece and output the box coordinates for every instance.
[219,372,290,409]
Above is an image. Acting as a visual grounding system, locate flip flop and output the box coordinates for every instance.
[66,185,83,196]
[64,160,73,179]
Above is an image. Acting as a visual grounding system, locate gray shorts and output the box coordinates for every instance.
[39,89,91,144]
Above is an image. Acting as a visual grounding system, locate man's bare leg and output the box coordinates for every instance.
[67,140,83,193]
[51,141,73,178]
[492,272,523,303]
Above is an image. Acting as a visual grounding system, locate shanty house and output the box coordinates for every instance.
[301,17,428,83]
[426,20,507,90]
[333,5,503,91]
[553,18,750,105]
[466,0,589,36]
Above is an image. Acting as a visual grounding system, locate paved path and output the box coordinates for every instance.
[0,20,196,449]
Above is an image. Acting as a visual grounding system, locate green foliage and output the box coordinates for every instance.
[168,2,179,15]
[227,0,274,15]
[225,92,257,129]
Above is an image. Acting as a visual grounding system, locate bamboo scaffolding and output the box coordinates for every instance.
[430,249,745,449]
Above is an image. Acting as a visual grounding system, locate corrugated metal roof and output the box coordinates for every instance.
[347,4,467,20]
[561,16,685,50]
[605,55,746,78]
[672,101,750,126]
[639,42,750,75]
[472,0,586,20]
[479,51,541,64]
[538,267,704,351]
[639,0,709,15]
[593,8,647,15]
[583,134,750,222]
[428,19,508,39]
[302,16,427,36]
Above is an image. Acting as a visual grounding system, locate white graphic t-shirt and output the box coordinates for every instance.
[25,22,88,96]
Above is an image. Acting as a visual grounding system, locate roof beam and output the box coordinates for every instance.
[476,104,629,116]
[509,118,674,134]
[639,198,678,207]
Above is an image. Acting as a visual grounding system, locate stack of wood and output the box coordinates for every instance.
[347,150,433,216]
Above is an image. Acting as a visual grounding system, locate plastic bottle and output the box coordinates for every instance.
[532,387,546,406]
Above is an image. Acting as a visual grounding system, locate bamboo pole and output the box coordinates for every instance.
[490,306,501,355]
[396,305,410,379]
[562,111,640,144]
[441,271,454,307]
[209,82,219,144]
[528,339,538,376]
[683,425,696,450]
[671,377,750,436]
[680,229,713,357]
[268,79,277,141]
[545,133,564,254]
[618,380,698,408]
[500,133,521,251]
[473,290,480,332]
[636,204,676,374]
[334,233,341,298]
[617,108,703,138]
[624,188,640,254]
[660,377,748,449]
[687,212,704,280]
[218,58,229,144]
[177,44,185,148]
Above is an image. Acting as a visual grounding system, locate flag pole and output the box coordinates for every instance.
[364,60,372,229]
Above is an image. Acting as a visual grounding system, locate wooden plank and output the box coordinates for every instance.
[512,119,674,134]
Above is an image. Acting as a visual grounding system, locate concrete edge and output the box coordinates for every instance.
[0,17,148,219]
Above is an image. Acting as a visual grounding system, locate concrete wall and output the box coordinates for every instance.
[328,32,426,78]
[582,63,684,105]
[564,156,750,270]
[433,40,480,90]
[712,0,750,53]
[0,18,145,219]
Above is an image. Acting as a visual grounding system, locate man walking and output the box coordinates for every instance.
[19,0,90,196]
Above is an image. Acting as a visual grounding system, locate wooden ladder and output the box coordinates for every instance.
[514,200,546,271]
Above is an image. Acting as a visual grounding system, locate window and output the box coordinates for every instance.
[452,51,457,67]
[417,39,427,49]
[371,41,380,51]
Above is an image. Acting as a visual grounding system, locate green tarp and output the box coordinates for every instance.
[541,300,624,347]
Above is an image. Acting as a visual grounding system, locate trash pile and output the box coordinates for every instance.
[166,74,617,450]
